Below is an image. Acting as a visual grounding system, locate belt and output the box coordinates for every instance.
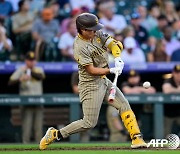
[101,75,106,78]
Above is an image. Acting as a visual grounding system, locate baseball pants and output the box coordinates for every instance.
[22,106,43,143]
[60,77,131,138]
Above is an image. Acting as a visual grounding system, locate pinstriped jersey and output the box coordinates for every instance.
[73,30,111,82]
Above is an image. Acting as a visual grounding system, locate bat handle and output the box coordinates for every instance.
[113,72,119,86]
[108,72,119,103]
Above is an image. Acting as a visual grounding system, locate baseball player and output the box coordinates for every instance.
[39,13,147,149]
[9,52,45,143]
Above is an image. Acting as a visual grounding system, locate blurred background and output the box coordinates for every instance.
[0,0,180,144]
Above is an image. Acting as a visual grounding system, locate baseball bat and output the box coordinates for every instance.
[108,72,119,103]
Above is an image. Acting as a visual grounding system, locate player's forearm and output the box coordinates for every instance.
[31,71,45,80]
[163,87,180,93]
[122,87,142,94]
[142,87,156,94]
[163,84,180,93]
[85,65,110,76]
[89,67,110,76]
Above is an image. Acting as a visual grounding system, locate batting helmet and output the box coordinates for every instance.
[76,13,104,31]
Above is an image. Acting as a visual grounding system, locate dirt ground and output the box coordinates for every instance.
[0,146,179,151]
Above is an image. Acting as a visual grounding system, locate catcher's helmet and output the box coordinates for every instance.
[76,13,104,31]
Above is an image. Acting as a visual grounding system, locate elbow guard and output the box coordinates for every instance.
[107,40,123,57]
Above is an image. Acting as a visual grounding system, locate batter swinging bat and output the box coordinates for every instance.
[108,72,119,103]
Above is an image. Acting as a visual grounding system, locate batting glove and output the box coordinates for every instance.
[114,57,124,69]
[110,67,122,75]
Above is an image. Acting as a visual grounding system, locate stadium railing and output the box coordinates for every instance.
[0,93,179,142]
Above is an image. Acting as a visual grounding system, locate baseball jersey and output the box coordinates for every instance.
[10,66,45,95]
[73,30,111,82]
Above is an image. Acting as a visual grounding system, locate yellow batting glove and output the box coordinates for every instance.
[116,41,123,52]
[107,40,123,57]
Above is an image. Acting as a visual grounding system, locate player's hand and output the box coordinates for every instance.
[19,74,30,82]
[21,66,28,72]
[114,57,124,69]
[110,67,122,75]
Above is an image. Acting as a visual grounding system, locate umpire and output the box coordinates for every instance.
[9,52,45,143]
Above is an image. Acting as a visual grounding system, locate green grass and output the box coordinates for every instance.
[0,143,179,154]
[0,143,129,149]
[1,151,180,154]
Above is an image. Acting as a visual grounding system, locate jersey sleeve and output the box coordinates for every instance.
[163,78,172,84]
[75,46,93,66]
[33,67,45,79]
[96,30,113,47]
[80,48,93,66]
[10,68,23,81]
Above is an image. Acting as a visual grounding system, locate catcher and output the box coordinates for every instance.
[39,13,147,149]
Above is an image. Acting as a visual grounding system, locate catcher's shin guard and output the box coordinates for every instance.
[121,110,147,148]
